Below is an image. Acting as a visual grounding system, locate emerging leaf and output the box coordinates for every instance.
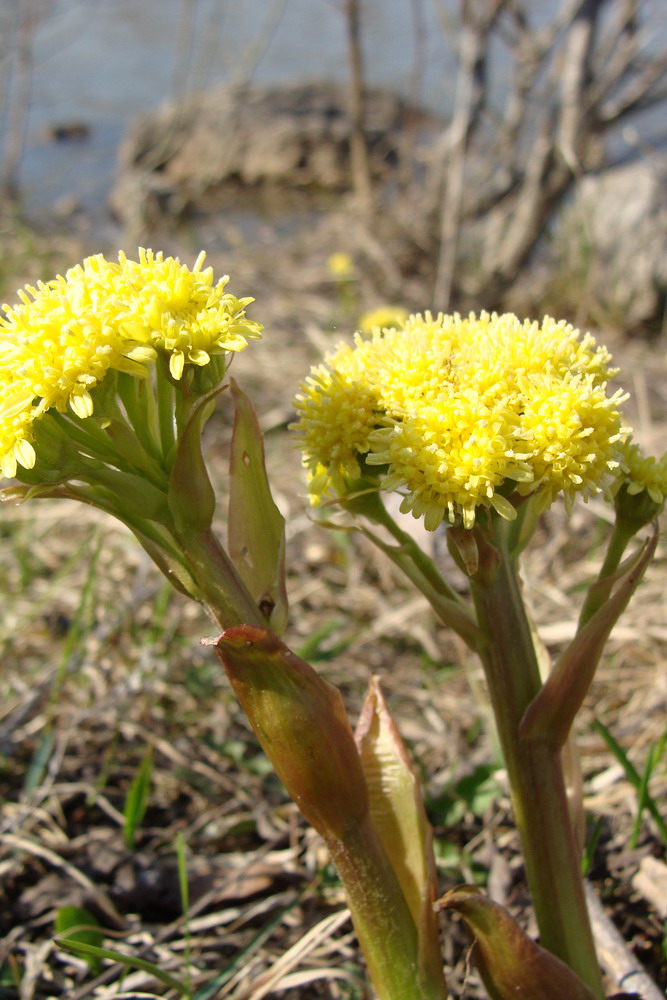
[436,885,600,1000]
[211,626,367,838]
[54,906,104,974]
[123,746,154,850]
[355,676,445,995]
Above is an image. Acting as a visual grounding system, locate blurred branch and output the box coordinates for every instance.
[433,0,506,309]
[0,0,35,200]
[427,0,667,307]
[344,0,373,208]
[599,49,667,122]
[556,0,602,171]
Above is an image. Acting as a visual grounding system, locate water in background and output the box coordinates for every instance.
[1,0,665,222]
[0,0,457,219]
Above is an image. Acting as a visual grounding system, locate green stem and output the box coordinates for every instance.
[176,525,266,629]
[469,519,604,998]
[373,501,464,605]
[327,814,449,1000]
[155,361,177,459]
[357,496,482,648]
[116,372,162,463]
[578,519,635,628]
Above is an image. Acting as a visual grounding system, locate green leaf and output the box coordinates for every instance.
[520,528,658,746]
[123,746,153,849]
[228,379,288,634]
[85,467,171,524]
[54,906,104,975]
[167,386,221,534]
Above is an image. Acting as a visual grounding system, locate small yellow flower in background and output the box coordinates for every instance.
[0,249,261,479]
[327,252,355,281]
[358,306,409,333]
[292,311,629,530]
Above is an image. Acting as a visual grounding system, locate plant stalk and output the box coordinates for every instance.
[469,519,604,998]
[177,525,266,629]
[327,813,449,1000]
[578,519,635,628]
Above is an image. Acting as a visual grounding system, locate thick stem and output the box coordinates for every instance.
[328,814,449,1000]
[469,520,604,998]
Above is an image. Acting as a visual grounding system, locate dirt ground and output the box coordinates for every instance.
[0,199,666,1000]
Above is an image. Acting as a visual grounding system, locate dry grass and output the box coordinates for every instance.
[0,207,666,1000]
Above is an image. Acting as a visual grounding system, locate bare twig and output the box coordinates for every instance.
[433,0,505,309]
[428,0,667,308]
[584,880,665,1000]
[556,0,602,171]
[0,0,35,199]
[343,0,373,208]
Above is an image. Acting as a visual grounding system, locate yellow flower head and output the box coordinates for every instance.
[0,249,262,479]
[292,311,629,530]
[617,439,667,506]
[327,252,355,280]
[114,249,262,379]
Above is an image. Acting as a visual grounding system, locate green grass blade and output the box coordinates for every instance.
[54,939,188,993]
[581,816,604,877]
[594,718,667,847]
[593,717,640,784]
[22,731,55,796]
[190,897,301,1000]
[175,832,191,996]
[123,745,153,849]
[630,745,655,849]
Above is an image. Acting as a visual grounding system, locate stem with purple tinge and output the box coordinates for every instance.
[468,516,605,999]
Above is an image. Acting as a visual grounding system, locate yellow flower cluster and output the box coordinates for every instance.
[0,249,261,479]
[293,312,629,530]
[618,439,667,505]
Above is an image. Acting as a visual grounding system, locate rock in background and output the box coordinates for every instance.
[110,77,667,334]
[527,159,667,334]
[109,81,438,229]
